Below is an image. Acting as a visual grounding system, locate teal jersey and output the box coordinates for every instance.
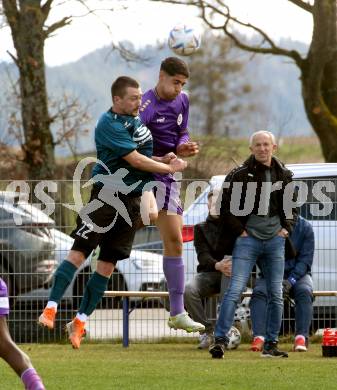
[92,109,153,195]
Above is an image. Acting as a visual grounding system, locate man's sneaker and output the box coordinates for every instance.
[198,333,214,349]
[250,336,264,352]
[38,307,56,330]
[294,335,308,352]
[168,312,205,333]
[261,341,288,358]
[66,318,86,349]
[209,339,226,359]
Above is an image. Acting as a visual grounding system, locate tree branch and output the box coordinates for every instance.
[73,0,128,17]
[2,0,19,18]
[150,0,304,66]
[44,16,72,37]
[41,0,54,23]
[222,17,304,67]
[72,0,149,64]
[198,1,304,67]
[2,0,19,33]
[6,50,19,67]
[41,0,53,14]
[288,0,313,13]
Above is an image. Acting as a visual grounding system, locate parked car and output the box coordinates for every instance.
[137,163,337,328]
[0,192,58,299]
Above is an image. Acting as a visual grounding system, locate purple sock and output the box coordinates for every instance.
[163,256,185,316]
[21,368,45,390]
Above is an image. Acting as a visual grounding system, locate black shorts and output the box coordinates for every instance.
[70,186,141,264]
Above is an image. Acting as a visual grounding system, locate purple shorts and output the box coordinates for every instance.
[0,278,9,316]
[153,174,183,216]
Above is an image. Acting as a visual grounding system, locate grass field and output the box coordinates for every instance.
[1,343,337,390]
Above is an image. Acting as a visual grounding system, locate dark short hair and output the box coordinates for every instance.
[160,57,189,78]
[111,76,139,100]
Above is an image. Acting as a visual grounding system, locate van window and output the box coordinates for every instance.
[296,177,337,221]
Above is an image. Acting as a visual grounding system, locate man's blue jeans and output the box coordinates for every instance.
[250,274,313,339]
[215,235,285,343]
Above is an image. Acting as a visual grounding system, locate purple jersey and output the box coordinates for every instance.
[140,89,189,215]
[0,277,9,316]
[139,89,190,157]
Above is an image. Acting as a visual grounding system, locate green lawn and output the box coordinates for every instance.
[1,343,337,390]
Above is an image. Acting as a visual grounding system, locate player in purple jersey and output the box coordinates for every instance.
[0,278,45,389]
[140,57,204,333]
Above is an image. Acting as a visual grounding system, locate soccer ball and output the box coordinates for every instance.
[226,326,241,350]
[168,24,201,56]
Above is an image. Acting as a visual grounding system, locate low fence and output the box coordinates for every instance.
[0,177,337,343]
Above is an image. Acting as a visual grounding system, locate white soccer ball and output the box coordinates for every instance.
[168,24,201,56]
[226,326,241,350]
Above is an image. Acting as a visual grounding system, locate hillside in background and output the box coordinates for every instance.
[0,38,313,156]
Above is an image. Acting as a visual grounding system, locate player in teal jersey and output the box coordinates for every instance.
[38,76,187,349]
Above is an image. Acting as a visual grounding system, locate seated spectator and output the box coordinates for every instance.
[184,191,232,349]
[250,216,314,352]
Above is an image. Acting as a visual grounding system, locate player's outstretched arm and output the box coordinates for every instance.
[123,150,187,174]
[176,141,199,157]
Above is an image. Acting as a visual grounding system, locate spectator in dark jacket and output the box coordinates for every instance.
[210,131,297,359]
[250,216,314,352]
[184,190,232,349]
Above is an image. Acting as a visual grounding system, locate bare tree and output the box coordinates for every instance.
[0,69,92,176]
[0,0,142,179]
[49,93,91,161]
[152,0,337,162]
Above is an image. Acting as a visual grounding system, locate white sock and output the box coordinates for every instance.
[46,301,58,310]
[255,335,265,341]
[76,313,87,322]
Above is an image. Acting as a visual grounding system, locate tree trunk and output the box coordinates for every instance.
[300,0,337,162]
[3,0,55,179]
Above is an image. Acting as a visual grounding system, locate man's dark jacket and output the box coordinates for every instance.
[215,155,297,258]
[284,216,314,280]
[194,216,222,273]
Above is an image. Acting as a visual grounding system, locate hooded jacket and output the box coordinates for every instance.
[284,216,314,280]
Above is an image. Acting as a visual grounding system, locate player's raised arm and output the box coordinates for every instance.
[176,141,199,157]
